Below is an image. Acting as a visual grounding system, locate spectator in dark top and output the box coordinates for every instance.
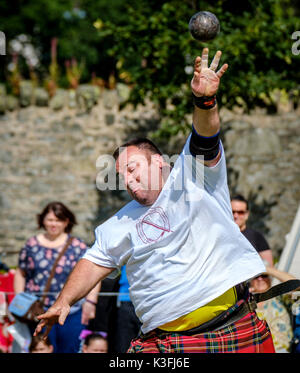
[114,266,142,352]
[231,194,273,266]
[87,276,120,353]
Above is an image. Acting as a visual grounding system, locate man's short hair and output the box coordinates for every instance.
[113,137,163,161]
[231,194,249,210]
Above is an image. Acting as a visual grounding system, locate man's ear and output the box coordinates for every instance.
[245,210,250,222]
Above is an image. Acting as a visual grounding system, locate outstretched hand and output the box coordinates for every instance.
[191,48,228,97]
[34,302,70,339]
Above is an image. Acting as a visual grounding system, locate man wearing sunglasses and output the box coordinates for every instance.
[231,194,273,266]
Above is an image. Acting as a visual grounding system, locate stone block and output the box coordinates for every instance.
[76,84,99,113]
[116,83,131,104]
[68,89,77,108]
[49,88,67,110]
[102,89,119,110]
[0,83,6,114]
[6,95,18,111]
[34,87,49,106]
[19,80,34,107]
[105,113,115,125]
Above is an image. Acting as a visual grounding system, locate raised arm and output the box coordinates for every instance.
[190,48,228,166]
[34,258,115,338]
[266,266,296,283]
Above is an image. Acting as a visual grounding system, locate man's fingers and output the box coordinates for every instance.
[216,63,228,79]
[58,307,69,325]
[42,324,54,340]
[33,319,46,336]
[34,317,57,339]
[201,48,209,69]
[194,56,201,72]
[210,50,222,72]
[36,309,54,320]
[34,307,63,335]
[33,304,70,340]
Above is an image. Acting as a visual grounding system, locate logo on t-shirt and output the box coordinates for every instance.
[136,207,172,244]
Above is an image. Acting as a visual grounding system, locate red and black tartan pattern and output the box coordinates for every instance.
[127,311,275,353]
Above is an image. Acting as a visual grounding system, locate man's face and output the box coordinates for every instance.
[116,146,164,206]
[231,200,249,231]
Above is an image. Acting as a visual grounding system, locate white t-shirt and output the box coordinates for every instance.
[84,135,265,333]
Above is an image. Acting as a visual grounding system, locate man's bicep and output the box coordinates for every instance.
[79,258,116,282]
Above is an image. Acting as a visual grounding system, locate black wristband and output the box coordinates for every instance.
[190,127,220,160]
[192,93,217,110]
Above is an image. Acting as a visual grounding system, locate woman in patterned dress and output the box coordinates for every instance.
[13,201,100,353]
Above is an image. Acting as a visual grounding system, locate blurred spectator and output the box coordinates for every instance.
[250,266,296,353]
[87,276,120,353]
[0,261,10,272]
[114,266,141,352]
[29,335,53,353]
[292,301,300,353]
[0,264,14,352]
[231,194,273,266]
[13,201,100,353]
[80,330,108,353]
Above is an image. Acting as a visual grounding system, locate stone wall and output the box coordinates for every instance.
[0,85,160,266]
[0,86,299,266]
[221,107,300,258]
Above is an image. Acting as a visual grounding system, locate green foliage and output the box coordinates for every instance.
[0,0,299,138]
[95,0,300,137]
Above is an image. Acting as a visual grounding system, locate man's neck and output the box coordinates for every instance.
[240,224,247,232]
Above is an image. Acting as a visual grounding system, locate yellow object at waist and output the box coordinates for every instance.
[159,287,237,332]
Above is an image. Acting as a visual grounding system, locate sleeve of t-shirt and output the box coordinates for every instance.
[182,134,226,189]
[82,227,120,279]
[254,231,271,252]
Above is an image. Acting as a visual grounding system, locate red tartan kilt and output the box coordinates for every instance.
[127,311,275,353]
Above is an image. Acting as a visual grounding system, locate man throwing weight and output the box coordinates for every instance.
[35,48,275,353]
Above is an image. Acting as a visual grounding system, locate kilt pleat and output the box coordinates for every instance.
[127,311,275,353]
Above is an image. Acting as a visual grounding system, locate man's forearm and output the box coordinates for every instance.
[192,105,220,137]
[86,282,101,304]
[56,258,114,307]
